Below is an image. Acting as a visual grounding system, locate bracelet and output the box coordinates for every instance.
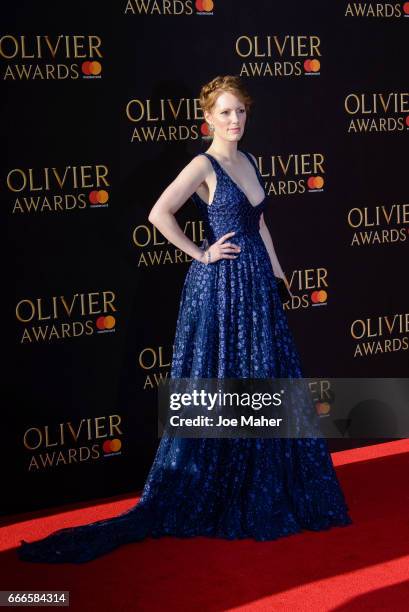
[200,238,208,265]
[200,238,211,265]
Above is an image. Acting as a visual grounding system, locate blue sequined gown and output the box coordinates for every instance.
[18,150,352,563]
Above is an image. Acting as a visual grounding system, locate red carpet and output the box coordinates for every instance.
[1,439,409,611]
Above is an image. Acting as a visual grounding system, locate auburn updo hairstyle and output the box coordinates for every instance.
[198,75,254,117]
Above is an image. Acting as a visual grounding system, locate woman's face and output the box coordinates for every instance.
[205,91,247,141]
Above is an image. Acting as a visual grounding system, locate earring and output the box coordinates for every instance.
[209,123,214,131]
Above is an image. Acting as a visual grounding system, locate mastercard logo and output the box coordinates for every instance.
[89,190,109,205]
[102,438,122,453]
[311,290,327,304]
[403,3,409,15]
[196,0,214,12]
[96,315,116,331]
[81,61,102,76]
[304,59,320,73]
[316,401,330,416]
[307,176,324,190]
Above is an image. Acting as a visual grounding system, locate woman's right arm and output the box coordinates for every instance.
[148,156,240,264]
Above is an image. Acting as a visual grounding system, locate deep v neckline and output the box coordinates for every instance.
[204,150,266,208]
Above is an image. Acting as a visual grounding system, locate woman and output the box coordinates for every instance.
[18,75,352,564]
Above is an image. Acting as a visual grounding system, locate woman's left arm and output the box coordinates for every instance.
[247,152,293,298]
[259,213,293,297]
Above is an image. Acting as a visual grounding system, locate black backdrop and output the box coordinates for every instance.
[3,1,408,515]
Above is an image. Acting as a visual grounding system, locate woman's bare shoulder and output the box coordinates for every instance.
[180,153,213,183]
[182,153,212,173]
[193,152,212,164]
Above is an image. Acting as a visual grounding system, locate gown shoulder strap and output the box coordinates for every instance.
[198,152,222,174]
[241,150,259,174]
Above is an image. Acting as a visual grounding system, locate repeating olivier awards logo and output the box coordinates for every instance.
[235,34,321,78]
[16,290,118,343]
[344,92,409,133]
[133,219,205,266]
[124,0,214,15]
[283,267,329,311]
[138,344,173,389]
[6,164,110,214]
[0,34,103,80]
[345,1,409,18]
[125,96,210,142]
[23,414,124,471]
[350,312,409,357]
[347,203,409,246]
[256,152,326,197]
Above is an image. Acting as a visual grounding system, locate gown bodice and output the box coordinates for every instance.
[191,150,267,243]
